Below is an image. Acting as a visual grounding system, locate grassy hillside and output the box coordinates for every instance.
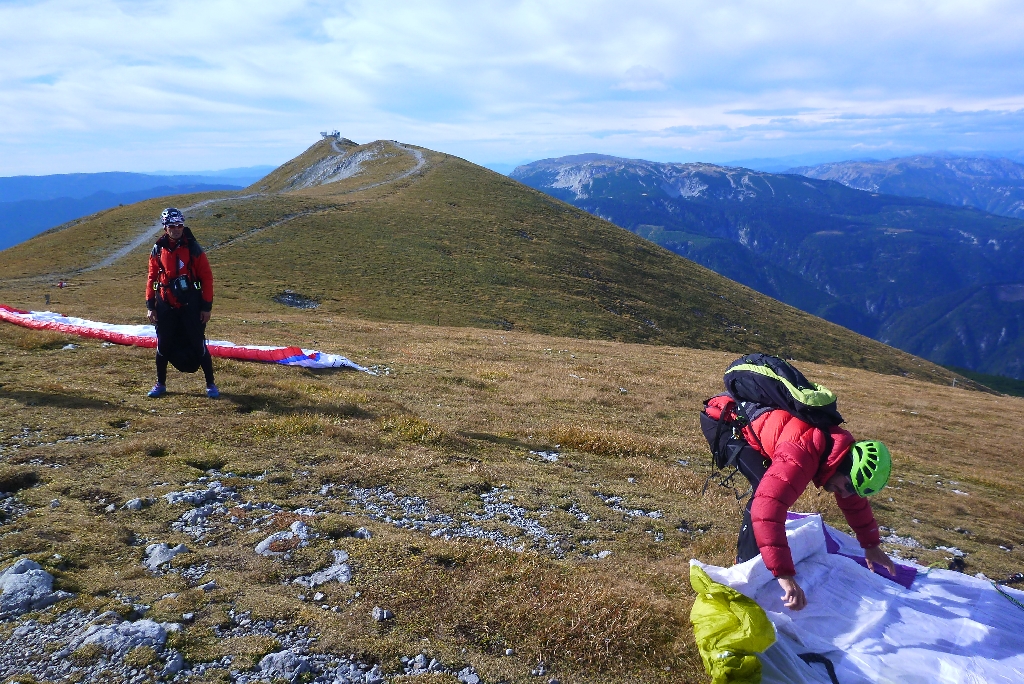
[1,138,1016,681]
[0,316,1022,683]
[0,139,971,387]
[512,155,1024,379]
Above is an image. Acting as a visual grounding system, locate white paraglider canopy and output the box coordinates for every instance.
[693,514,1024,683]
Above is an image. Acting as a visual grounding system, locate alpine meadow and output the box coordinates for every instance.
[1,137,1023,683]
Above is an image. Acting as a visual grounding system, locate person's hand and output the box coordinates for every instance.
[147,309,157,324]
[864,545,895,576]
[200,311,211,324]
[777,575,806,611]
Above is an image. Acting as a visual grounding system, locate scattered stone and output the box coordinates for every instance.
[372,606,393,622]
[163,481,235,507]
[881,533,922,549]
[256,521,312,557]
[50,499,60,508]
[594,550,612,559]
[354,526,373,539]
[505,647,515,656]
[292,549,351,587]
[259,649,311,682]
[937,545,966,557]
[0,558,75,618]
[162,650,184,676]
[313,592,325,602]
[531,450,559,462]
[595,492,663,519]
[123,498,144,511]
[143,543,189,572]
[198,580,217,592]
[458,666,482,684]
[104,503,116,513]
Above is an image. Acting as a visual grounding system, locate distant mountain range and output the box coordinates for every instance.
[791,155,1024,219]
[0,138,957,386]
[0,168,273,251]
[511,154,1024,379]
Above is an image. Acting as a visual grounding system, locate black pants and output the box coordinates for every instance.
[736,449,771,564]
[154,297,213,382]
[157,349,214,386]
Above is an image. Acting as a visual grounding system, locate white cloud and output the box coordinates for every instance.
[1,0,1023,173]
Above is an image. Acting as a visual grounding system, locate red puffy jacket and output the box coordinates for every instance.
[706,395,882,577]
[145,232,214,312]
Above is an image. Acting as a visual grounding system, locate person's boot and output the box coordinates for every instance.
[205,384,220,399]
[147,383,166,398]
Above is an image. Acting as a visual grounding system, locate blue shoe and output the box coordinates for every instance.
[147,383,166,398]
[206,384,220,399]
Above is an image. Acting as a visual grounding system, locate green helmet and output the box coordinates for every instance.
[849,441,891,497]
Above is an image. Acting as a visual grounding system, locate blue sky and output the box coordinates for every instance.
[2,0,1024,174]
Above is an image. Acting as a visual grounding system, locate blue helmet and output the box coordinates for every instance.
[161,207,185,226]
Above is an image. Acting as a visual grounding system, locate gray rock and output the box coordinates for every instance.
[372,606,393,622]
[259,649,311,682]
[292,550,351,587]
[49,499,60,508]
[413,653,428,669]
[198,580,217,592]
[163,650,185,676]
[75,618,169,657]
[458,667,481,684]
[143,543,189,571]
[255,530,295,556]
[365,664,384,684]
[0,558,75,618]
[104,503,116,513]
[163,481,235,506]
[123,498,145,511]
[354,527,373,539]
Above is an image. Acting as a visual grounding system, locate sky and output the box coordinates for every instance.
[2,0,1024,175]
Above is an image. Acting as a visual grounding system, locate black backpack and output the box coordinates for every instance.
[699,354,843,494]
[723,353,842,428]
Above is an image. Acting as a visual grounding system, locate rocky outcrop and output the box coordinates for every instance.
[0,559,74,619]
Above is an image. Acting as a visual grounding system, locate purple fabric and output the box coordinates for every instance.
[785,512,918,589]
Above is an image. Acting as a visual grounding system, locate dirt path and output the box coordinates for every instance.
[4,140,427,284]
[83,195,258,273]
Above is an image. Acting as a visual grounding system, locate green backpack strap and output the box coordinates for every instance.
[689,564,776,683]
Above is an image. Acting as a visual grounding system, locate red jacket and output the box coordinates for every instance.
[146,231,214,312]
[706,396,881,577]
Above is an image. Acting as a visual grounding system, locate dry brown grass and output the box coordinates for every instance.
[0,313,1019,683]
[0,138,1017,682]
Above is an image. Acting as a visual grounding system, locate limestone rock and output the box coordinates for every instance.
[0,558,74,618]
[143,543,189,571]
[259,649,311,682]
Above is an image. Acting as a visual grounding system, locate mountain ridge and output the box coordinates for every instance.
[791,154,1024,219]
[512,154,1024,378]
[0,138,966,386]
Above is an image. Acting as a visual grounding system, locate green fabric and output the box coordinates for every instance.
[726,363,837,407]
[690,564,776,684]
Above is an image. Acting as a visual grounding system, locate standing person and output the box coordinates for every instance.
[701,355,894,610]
[145,207,218,398]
